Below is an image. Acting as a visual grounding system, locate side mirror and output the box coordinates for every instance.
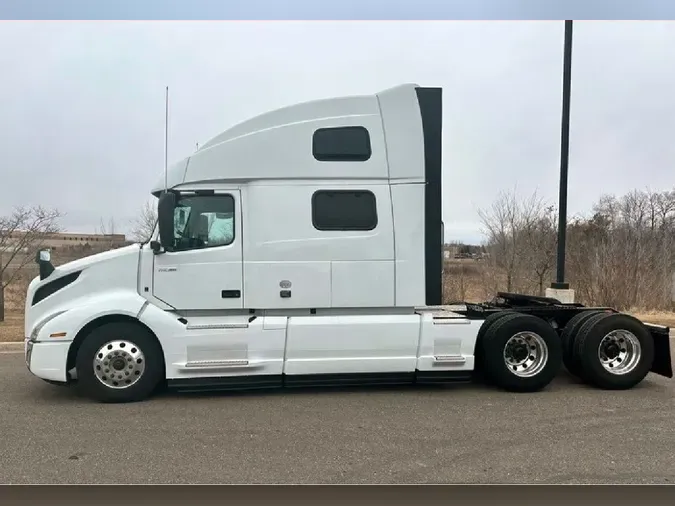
[35,249,50,263]
[157,191,176,252]
[35,248,55,280]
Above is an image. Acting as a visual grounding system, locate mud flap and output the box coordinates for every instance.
[647,324,673,378]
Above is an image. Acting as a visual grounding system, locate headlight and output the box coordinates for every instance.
[30,310,67,342]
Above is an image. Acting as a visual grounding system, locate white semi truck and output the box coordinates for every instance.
[23,84,673,403]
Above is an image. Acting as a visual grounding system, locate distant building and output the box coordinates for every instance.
[1,231,129,254]
[444,244,460,259]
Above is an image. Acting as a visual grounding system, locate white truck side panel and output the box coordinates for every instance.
[415,312,481,372]
[283,314,421,375]
[390,183,427,307]
[330,260,395,307]
[242,183,394,262]
[242,183,395,308]
[137,304,287,379]
[243,261,332,309]
[376,84,426,182]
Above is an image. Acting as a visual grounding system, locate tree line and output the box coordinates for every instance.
[475,187,675,311]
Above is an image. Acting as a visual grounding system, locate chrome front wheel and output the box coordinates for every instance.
[93,340,146,389]
[76,322,164,403]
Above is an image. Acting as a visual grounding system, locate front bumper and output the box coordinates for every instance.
[25,338,71,383]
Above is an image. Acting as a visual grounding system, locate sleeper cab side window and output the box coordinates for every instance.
[312,190,378,231]
[172,194,235,251]
[312,126,371,162]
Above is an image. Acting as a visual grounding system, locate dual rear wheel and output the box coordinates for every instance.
[562,311,654,390]
[479,312,562,392]
[478,310,654,392]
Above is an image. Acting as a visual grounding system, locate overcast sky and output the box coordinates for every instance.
[1,21,674,244]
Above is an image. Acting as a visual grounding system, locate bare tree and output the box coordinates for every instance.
[522,203,558,296]
[98,216,119,250]
[129,201,157,243]
[478,190,520,292]
[445,185,675,312]
[0,206,62,321]
[478,189,551,294]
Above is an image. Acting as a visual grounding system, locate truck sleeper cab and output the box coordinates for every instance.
[23,84,673,403]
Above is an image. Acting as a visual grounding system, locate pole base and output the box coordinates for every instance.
[546,287,575,304]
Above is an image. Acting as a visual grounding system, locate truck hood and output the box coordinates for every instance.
[47,244,142,278]
[25,244,144,334]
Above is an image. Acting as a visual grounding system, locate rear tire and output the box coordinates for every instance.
[473,311,516,382]
[573,313,654,390]
[481,313,562,392]
[560,310,603,378]
[75,322,165,403]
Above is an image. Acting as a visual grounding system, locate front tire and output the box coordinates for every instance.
[75,322,165,403]
[481,313,563,392]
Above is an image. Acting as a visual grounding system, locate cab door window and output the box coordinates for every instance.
[172,194,235,251]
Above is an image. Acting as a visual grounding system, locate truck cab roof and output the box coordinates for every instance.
[151,83,428,194]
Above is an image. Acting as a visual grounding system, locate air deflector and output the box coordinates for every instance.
[415,87,443,306]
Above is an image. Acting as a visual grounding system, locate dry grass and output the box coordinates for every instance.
[0,279,29,342]
[0,311,23,342]
[629,310,675,328]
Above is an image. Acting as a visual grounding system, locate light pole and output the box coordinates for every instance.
[552,20,574,293]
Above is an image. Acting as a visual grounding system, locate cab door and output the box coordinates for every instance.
[152,190,243,310]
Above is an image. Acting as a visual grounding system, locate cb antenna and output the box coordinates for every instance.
[164,86,169,193]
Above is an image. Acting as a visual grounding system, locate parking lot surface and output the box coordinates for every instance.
[1,348,674,484]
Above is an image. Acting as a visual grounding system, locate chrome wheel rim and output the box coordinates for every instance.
[503,331,549,377]
[93,340,145,389]
[598,330,641,375]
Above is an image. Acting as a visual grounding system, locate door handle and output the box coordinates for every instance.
[221,290,241,299]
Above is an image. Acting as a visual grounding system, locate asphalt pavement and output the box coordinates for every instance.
[1,346,674,484]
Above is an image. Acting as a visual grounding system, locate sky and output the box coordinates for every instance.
[1,20,674,244]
